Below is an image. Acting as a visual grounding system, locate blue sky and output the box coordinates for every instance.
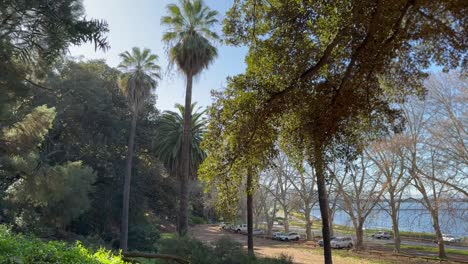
[69,0,247,111]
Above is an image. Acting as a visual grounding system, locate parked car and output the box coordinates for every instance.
[234,224,248,233]
[272,232,284,240]
[330,237,353,249]
[279,232,300,241]
[252,229,264,235]
[318,236,337,247]
[371,231,391,239]
[442,234,460,242]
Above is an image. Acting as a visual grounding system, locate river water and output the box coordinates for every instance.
[311,201,468,237]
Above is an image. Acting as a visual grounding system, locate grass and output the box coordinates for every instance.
[160,232,176,240]
[392,244,468,256]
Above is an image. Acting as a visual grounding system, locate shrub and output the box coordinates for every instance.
[0,225,125,264]
[128,224,160,252]
[189,215,207,225]
[157,236,293,264]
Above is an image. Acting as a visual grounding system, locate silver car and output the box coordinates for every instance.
[330,237,353,249]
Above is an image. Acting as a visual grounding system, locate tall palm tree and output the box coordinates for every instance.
[155,103,207,179]
[118,47,161,252]
[161,0,219,235]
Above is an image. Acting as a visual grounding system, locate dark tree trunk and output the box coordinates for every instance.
[313,143,333,264]
[178,73,193,236]
[247,171,254,255]
[121,111,137,252]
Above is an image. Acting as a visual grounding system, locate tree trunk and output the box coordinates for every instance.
[313,143,333,264]
[121,111,137,252]
[329,208,335,237]
[283,209,289,233]
[266,195,277,236]
[432,212,447,258]
[305,204,313,240]
[178,73,193,236]
[247,171,254,255]
[389,195,401,253]
[355,221,364,250]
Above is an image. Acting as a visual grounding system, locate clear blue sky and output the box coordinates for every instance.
[69,0,247,111]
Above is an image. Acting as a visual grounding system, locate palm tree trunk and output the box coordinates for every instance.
[178,73,193,236]
[313,142,333,264]
[247,171,254,255]
[121,111,137,252]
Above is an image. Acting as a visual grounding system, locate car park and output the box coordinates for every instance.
[279,232,300,241]
[330,237,353,249]
[371,231,391,239]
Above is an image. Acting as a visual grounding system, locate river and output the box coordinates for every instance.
[311,201,468,237]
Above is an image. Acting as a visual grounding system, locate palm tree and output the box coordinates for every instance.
[118,47,161,252]
[155,103,207,179]
[161,0,219,235]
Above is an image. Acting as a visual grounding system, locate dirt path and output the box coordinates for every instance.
[191,225,372,264]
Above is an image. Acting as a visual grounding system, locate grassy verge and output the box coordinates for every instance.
[390,244,468,256]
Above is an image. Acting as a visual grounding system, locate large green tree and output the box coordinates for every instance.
[161,0,219,235]
[117,47,161,252]
[201,1,466,263]
[0,0,109,133]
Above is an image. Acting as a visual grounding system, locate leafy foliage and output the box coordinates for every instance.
[0,225,125,264]
[6,156,96,233]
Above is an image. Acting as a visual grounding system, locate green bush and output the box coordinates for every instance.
[128,224,160,252]
[189,215,207,225]
[158,236,292,264]
[0,225,125,264]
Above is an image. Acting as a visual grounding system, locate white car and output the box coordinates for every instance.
[279,232,300,241]
[330,237,353,249]
[272,232,284,240]
[442,234,459,242]
[234,224,248,233]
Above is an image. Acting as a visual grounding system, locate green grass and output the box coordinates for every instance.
[160,232,176,240]
[395,245,468,256]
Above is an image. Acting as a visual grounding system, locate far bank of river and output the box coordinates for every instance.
[311,201,468,237]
